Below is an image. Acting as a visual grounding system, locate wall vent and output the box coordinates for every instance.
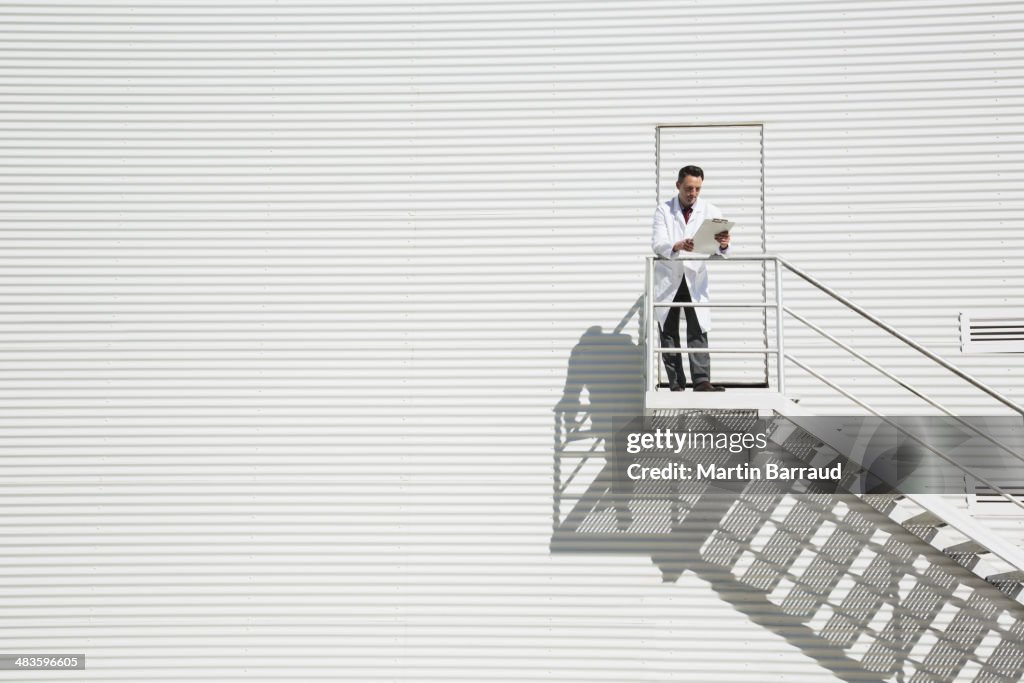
[973,486,1024,517]
[960,311,1024,353]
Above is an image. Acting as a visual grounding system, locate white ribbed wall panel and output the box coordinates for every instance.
[2,2,1024,681]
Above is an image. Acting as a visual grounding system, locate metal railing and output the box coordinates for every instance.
[645,254,1024,416]
[644,253,1024,512]
[644,255,786,393]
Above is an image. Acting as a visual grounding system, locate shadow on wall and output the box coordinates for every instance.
[549,307,1024,682]
[554,297,645,450]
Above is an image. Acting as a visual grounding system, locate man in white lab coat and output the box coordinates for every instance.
[651,165,731,392]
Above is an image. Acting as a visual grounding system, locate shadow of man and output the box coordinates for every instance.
[555,325,644,447]
[553,324,644,531]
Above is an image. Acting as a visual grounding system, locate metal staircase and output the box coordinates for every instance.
[641,254,1024,603]
[551,410,1024,682]
[548,254,1024,680]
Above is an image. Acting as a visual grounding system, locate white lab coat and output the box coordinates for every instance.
[650,195,726,331]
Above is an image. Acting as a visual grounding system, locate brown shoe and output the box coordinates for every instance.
[693,381,725,392]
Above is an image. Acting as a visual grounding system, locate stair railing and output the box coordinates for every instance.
[645,254,1024,512]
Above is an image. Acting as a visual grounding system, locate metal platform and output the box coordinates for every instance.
[643,389,807,414]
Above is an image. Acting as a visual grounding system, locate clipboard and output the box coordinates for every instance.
[692,218,735,254]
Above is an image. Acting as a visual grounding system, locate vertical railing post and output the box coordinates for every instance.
[774,258,785,394]
[646,257,657,393]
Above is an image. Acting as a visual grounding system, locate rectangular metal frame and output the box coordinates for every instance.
[655,123,769,385]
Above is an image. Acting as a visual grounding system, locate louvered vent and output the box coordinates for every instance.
[974,486,1024,516]
[960,312,1024,353]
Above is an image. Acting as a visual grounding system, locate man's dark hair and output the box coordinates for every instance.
[677,165,704,182]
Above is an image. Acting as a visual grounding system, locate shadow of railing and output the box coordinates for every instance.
[551,320,1024,682]
[553,297,645,531]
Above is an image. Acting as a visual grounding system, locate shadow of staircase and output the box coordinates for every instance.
[551,410,1024,683]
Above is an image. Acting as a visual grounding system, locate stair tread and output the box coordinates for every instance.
[903,511,946,528]
[945,540,989,555]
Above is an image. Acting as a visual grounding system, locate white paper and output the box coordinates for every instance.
[691,218,735,254]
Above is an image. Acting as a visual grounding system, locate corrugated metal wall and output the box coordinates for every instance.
[2,1,1023,680]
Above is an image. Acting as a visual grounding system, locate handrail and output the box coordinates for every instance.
[785,306,1024,469]
[644,253,1024,571]
[645,255,785,392]
[655,302,778,308]
[649,252,1024,473]
[647,255,1024,417]
[645,256,657,393]
[785,354,1024,515]
[775,256,1024,418]
[653,347,778,354]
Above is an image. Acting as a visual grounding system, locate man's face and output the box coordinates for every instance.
[676,175,702,208]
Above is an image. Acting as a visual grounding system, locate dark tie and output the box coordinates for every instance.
[683,206,692,223]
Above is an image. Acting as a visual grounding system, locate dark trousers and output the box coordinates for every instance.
[659,277,711,388]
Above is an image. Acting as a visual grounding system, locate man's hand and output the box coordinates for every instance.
[673,238,694,252]
[714,231,730,250]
